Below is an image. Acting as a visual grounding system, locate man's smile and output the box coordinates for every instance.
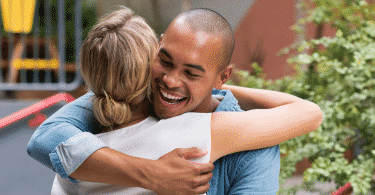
[158,87,188,105]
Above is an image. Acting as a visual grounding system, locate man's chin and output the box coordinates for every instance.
[154,108,181,119]
[152,96,189,119]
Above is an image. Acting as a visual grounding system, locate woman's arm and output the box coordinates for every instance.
[222,84,304,110]
[209,90,323,163]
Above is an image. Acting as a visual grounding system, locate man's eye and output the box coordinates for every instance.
[185,70,199,77]
[160,59,173,67]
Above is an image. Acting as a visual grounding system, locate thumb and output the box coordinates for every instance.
[182,147,208,160]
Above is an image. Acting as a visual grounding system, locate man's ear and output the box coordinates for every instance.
[215,64,233,89]
[159,34,164,43]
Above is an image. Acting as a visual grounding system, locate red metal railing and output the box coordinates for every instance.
[331,182,353,195]
[0,93,75,129]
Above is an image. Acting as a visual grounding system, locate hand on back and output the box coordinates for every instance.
[148,147,214,195]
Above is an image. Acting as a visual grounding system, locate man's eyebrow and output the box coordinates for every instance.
[160,48,205,73]
[184,64,206,73]
[160,48,172,59]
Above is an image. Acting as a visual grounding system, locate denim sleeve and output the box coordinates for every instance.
[228,145,280,195]
[27,92,107,181]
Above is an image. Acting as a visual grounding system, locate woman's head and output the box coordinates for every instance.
[80,7,158,127]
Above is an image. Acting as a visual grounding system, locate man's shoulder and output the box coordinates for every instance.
[221,145,280,165]
[220,145,280,179]
[212,89,243,112]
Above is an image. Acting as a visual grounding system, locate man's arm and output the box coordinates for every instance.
[27,92,214,195]
[71,147,214,195]
[27,92,104,174]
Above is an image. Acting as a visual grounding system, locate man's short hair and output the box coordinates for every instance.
[177,8,235,69]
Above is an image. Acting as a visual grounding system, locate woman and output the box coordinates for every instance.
[50,7,323,195]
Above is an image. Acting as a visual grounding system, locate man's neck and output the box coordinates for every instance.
[193,96,221,113]
[208,96,221,112]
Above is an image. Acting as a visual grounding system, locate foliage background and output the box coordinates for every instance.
[228,0,375,194]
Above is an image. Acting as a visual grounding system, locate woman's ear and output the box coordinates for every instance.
[215,65,233,89]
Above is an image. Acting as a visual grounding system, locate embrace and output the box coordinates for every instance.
[27,6,323,195]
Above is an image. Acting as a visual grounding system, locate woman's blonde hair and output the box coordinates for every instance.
[80,7,158,127]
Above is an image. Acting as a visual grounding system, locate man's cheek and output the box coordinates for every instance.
[151,63,163,75]
[194,85,208,93]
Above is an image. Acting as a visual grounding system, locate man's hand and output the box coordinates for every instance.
[146,147,214,195]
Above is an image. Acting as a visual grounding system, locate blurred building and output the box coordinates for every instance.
[1,0,358,98]
[98,0,300,80]
[98,0,374,80]
[2,0,375,98]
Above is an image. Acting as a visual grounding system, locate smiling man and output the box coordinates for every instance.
[28,8,281,195]
[151,11,235,119]
[148,9,280,194]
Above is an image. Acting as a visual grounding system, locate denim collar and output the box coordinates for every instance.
[212,89,240,112]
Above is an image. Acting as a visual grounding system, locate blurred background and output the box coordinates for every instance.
[1,0,375,194]
[0,0,316,99]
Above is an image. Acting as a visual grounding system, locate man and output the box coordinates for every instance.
[28,9,281,194]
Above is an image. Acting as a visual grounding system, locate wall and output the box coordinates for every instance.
[96,0,255,36]
[231,0,298,80]
[96,0,298,80]
[183,0,257,30]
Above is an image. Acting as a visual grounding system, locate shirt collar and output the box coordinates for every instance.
[212,89,239,112]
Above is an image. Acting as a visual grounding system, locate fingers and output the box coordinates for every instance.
[180,147,214,175]
[192,173,212,194]
[193,183,210,194]
[188,160,215,175]
[199,162,215,174]
[182,147,208,160]
[200,172,213,185]
[191,172,212,188]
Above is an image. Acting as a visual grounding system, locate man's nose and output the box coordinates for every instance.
[163,72,182,88]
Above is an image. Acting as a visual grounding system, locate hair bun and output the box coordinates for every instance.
[93,92,132,127]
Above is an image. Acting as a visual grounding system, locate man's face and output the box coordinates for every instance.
[150,20,225,119]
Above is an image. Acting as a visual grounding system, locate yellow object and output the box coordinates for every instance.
[1,0,37,33]
[13,59,59,70]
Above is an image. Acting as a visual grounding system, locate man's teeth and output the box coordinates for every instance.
[161,90,183,100]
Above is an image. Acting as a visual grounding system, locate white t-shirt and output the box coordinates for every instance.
[51,112,212,195]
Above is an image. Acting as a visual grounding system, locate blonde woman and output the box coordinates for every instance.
[31,7,322,195]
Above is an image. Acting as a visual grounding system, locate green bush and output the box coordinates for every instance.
[228,0,375,194]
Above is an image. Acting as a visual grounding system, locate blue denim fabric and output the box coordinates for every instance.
[27,92,107,182]
[27,89,280,193]
[209,89,280,195]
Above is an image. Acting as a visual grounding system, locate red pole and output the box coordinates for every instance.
[0,93,75,129]
[331,182,353,195]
